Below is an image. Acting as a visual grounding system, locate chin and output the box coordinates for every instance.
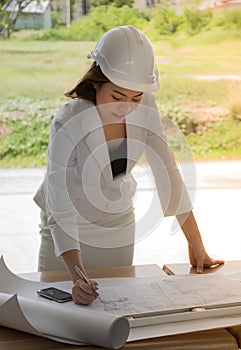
[112,113,126,121]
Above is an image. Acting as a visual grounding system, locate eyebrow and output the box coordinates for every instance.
[112,90,143,98]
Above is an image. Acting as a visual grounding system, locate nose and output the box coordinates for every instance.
[118,102,132,115]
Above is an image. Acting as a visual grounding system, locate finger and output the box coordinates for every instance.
[211,259,224,266]
[91,280,99,291]
[75,280,98,297]
[74,292,97,305]
[204,259,225,268]
[72,285,98,305]
[196,261,204,274]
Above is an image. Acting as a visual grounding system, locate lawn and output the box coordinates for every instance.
[0,41,94,99]
[0,37,241,166]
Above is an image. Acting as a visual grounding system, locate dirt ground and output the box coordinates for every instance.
[179,103,230,124]
[177,73,241,128]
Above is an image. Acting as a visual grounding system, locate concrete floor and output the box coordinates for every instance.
[0,160,240,274]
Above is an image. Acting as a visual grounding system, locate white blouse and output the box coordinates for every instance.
[34,93,192,256]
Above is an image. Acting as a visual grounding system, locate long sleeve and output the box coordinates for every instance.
[144,97,193,216]
[44,103,83,256]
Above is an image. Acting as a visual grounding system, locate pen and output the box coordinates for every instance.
[74,265,99,297]
[74,265,92,287]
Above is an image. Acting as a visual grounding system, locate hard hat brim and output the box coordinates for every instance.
[97,61,160,92]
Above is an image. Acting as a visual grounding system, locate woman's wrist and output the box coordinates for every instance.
[61,250,86,283]
[176,211,204,249]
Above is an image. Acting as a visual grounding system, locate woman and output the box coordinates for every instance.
[34,25,223,305]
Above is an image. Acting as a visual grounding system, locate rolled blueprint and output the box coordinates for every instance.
[0,292,129,349]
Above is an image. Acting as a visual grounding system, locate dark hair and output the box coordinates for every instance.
[65,62,110,105]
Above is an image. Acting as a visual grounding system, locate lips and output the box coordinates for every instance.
[112,113,126,119]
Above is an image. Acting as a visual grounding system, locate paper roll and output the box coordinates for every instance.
[0,293,129,349]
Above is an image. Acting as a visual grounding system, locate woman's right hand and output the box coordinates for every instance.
[72,279,99,305]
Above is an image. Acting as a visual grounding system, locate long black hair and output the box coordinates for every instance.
[65,62,110,105]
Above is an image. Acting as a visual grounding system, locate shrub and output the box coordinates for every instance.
[0,113,50,161]
[89,0,134,8]
[187,117,241,160]
[212,10,241,29]
[39,5,149,41]
[180,8,213,34]
[151,5,180,35]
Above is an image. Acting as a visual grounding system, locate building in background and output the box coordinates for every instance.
[7,0,51,30]
[199,0,241,11]
[51,0,86,27]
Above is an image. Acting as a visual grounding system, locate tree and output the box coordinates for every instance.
[0,0,35,38]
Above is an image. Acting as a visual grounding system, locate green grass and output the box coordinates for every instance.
[154,31,241,72]
[156,77,237,105]
[187,117,241,160]
[0,36,241,166]
[0,41,94,99]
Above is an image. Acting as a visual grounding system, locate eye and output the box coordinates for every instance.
[112,95,122,101]
[132,98,142,103]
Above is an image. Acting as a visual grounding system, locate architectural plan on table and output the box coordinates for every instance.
[2,256,241,345]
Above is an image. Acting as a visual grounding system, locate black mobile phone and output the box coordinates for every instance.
[37,287,72,303]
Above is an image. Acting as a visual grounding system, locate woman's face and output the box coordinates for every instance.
[95,82,143,125]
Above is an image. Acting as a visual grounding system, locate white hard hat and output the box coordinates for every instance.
[87,25,159,92]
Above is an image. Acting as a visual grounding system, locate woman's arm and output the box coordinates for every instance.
[61,250,99,305]
[176,211,224,273]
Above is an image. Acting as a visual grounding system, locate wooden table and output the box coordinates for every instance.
[0,264,238,350]
[163,260,241,276]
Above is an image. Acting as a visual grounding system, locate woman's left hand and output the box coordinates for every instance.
[188,244,224,273]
